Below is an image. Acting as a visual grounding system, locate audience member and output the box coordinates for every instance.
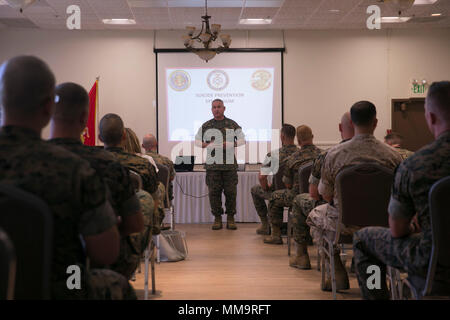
[289,112,354,269]
[0,56,135,299]
[49,82,144,280]
[251,124,298,235]
[353,82,450,299]
[264,125,321,244]
[307,101,402,291]
[384,132,414,160]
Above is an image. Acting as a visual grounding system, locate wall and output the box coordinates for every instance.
[1,27,449,147]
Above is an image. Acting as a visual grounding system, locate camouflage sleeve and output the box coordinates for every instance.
[76,163,117,236]
[195,125,204,142]
[318,153,334,198]
[142,163,159,195]
[116,167,140,218]
[309,152,326,185]
[282,158,294,186]
[234,125,245,141]
[388,163,415,220]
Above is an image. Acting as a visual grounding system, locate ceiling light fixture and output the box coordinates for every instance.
[381,16,412,23]
[102,19,136,25]
[182,0,231,63]
[431,13,442,16]
[413,0,438,5]
[239,18,272,24]
[3,0,36,12]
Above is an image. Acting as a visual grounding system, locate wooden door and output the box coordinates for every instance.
[391,98,434,152]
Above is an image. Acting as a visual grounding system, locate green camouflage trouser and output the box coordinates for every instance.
[206,170,238,216]
[268,188,297,228]
[353,227,430,300]
[250,184,274,219]
[291,193,326,245]
[52,267,137,300]
[110,190,156,280]
[88,269,137,300]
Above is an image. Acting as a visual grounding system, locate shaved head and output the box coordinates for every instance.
[53,82,89,124]
[142,134,157,151]
[0,55,55,120]
[426,81,450,122]
[99,113,124,146]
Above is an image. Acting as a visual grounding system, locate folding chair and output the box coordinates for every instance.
[320,164,393,299]
[130,171,157,298]
[401,176,450,300]
[272,162,289,243]
[0,228,16,300]
[0,183,53,299]
[287,162,313,256]
[156,164,174,230]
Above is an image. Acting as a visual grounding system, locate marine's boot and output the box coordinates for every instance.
[226,215,237,230]
[256,216,270,235]
[263,224,283,244]
[322,252,350,291]
[289,242,311,269]
[211,216,223,230]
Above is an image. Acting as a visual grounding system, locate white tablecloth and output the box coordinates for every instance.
[172,171,260,223]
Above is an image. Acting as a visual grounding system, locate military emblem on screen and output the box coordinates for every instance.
[251,70,272,91]
[207,70,229,91]
[169,70,191,91]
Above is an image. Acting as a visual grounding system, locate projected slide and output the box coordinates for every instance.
[166,67,274,142]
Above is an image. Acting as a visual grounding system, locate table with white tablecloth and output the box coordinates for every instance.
[171,171,260,223]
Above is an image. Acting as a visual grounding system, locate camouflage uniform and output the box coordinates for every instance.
[353,131,450,300]
[195,117,245,217]
[394,146,414,161]
[306,134,403,249]
[49,138,142,281]
[268,144,321,229]
[291,140,351,245]
[251,144,298,220]
[0,126,135,300]
[146,150,176,201]
[105,147,159,201]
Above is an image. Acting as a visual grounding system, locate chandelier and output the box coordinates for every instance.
[182,0,231,62]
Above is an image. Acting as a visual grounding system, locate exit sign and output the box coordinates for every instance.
[412,84,426,94]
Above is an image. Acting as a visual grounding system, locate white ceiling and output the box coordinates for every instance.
[0,0,449,30]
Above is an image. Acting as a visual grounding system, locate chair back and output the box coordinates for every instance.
[0,183,53,299]
[129,170,143,191]
[156,164,170,208]
[336,164,394,238]
[298,162,313,194]
[273,162,287,191]
[423,176,450,297]
[0,228,16,300]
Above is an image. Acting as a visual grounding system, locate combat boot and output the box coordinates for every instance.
[211,216,223,230]
[263,225,282,244]
[289,242,311,269]
[256,217,270,235]
[226,215,237,230]
[322,252,350,291]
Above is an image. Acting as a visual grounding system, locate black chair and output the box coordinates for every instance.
[0,227,16,300]
[320,164,393,299]
[287,162,314,255]
[0,183,53,299]
[401,176,450,299]
[298,162,313,194]
[157,164,176,232]
[129,170,143,192]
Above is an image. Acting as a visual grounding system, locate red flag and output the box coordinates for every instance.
[83,80,98,146]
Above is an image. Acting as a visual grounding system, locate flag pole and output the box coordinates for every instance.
[95,76,100,146]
